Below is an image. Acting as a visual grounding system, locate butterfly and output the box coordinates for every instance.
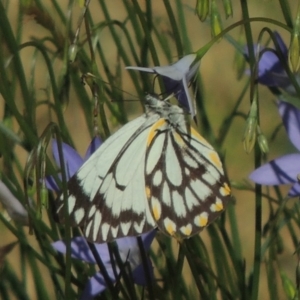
[56,94,231,243]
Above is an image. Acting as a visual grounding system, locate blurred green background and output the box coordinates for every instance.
[1,0,299,299]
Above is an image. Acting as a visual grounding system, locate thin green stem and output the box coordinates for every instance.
[278,0,293,28]
[163,0,183,57]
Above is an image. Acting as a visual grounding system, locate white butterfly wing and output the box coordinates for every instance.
[83,121,157,242]
[145,119,231,239]
[57,114,158,243]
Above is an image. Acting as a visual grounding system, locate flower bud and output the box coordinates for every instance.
[210,0,223,37]
[229,180,251,190]
[288,33,300,72]
[280,272,296,299]
[288,4,300,72]
[36,184,48,219]
[68,43,78,63]
[243,99,258,154]
[195,0,209,22]
[40,185,48,210]
[257,129,269,154]
[243,117,257,154]
[222,0,233,19]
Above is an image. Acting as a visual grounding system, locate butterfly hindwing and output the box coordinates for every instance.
[145,118,231,239]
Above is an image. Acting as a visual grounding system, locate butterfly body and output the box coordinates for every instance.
[57,95,231,243]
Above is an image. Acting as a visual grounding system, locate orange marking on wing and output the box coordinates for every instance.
[209,152,222,169]
[220,183,231,196]
[147,119,167,146]
[190,127,211,147]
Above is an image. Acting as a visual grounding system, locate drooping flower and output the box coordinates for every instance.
[253,32,289,88]
[49,138,156,298]
[249,100,300,197]
[245,31,300,96]
[126,54,200,116]
[53,230,156,299]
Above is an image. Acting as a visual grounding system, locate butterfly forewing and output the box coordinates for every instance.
[145,117,231,239]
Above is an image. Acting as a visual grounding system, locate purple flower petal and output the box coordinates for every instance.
[126,54,199,116]
[254,45,290,88]
[80,256,154,299]
[140,229,156,249]
[53,233,156,298]
[80,269,116,300]
[52,231,156,271]
[115,230,156,268]
[249,153,300,185]
[161,76,194,114]
[273,31,288,56]
[258,51,281,75]
[132,258,154,285]
[288,182,300,197]
[256,32,287,78]
[278,101,300,151]
[79,254,154,299]
[45,175,61,192]
[245,31,290,89]
[52,237,110,264]
[52,140,83,178]
[48,138,102,191]
[84,137,102,160]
